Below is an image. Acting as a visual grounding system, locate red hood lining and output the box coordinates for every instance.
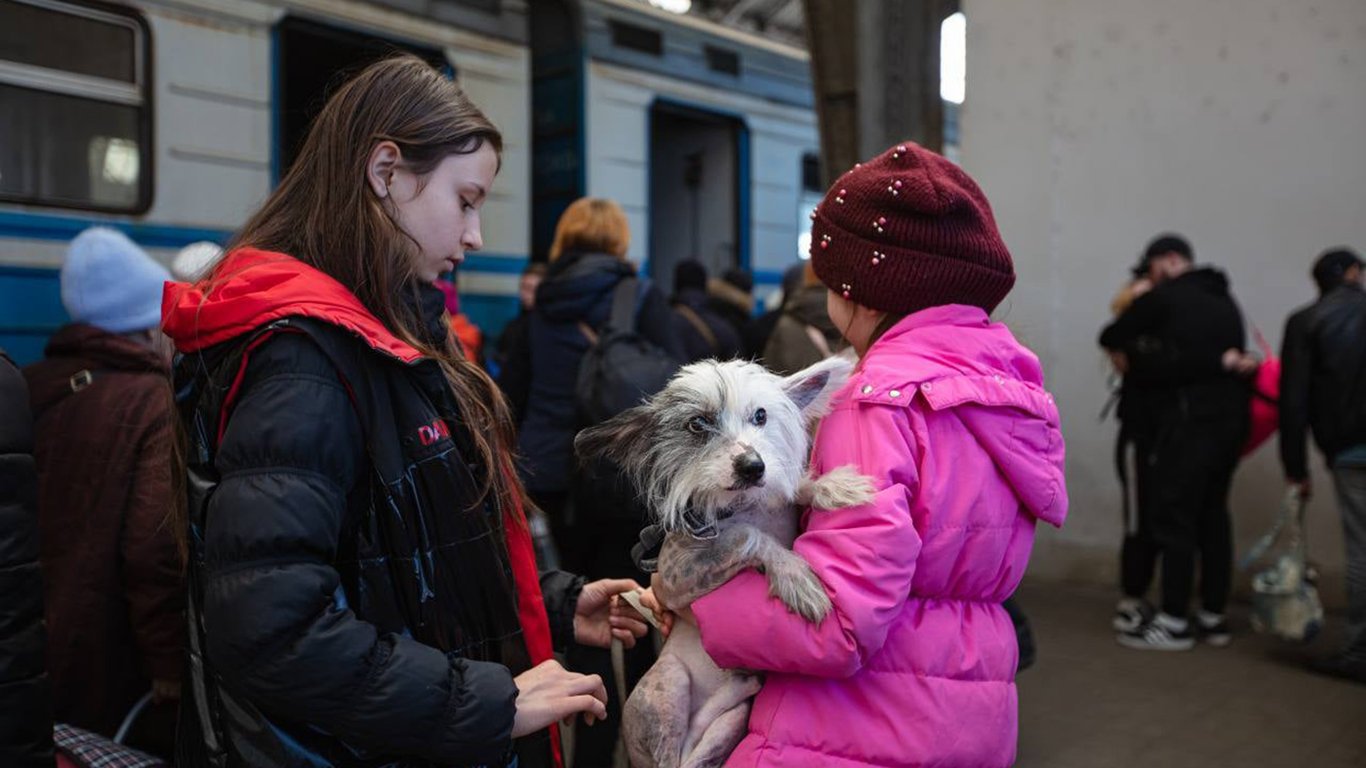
[161,248,424,363]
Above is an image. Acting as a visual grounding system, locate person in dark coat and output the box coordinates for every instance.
[1100,234,1253,651]
[706,267,756,346]
[0,349,54,768]
[670,260,742,362]
[24,227,182,758]
[500,197,680,544]
[744,263,805,362]
[762,262,845,375]
[498,197,679,766]
[1280,247,1366,684]
[159,57,645,768]
[490,261,547,380]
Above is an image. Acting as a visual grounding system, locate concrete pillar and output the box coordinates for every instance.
[804,0,951,186]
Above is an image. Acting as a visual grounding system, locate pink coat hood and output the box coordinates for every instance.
[693,305,1067,768]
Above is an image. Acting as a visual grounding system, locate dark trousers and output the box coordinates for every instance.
[1148,412,1245,619]
[1330,466,1366,662]
[1118,427,1160,600]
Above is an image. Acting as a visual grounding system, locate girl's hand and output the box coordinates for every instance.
[574,578,649,649]
[635,587,675,638]
[512,660,608,736]
[648,574,693,627]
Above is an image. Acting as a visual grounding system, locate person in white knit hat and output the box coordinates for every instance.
[171,241,223,282]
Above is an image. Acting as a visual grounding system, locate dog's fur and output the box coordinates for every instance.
[575,356,874,768]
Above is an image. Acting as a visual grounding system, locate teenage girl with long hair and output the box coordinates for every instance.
[163,55,645,768]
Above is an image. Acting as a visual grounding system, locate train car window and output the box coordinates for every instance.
[609,20,663,56]
[703,45,739,76]
[0,0,152,213]
[801,153,822,192]
[442,0,501,12]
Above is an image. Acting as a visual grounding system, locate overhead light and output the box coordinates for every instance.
[648,0,692,14]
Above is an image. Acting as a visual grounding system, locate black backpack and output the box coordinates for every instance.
[575,277,678,424]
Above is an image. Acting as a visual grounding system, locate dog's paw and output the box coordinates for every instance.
[768,560,832,622]
[802,465,876,510]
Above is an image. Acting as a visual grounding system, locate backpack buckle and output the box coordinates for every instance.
[69,370,94,393]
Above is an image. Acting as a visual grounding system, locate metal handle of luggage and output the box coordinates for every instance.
[113,691,155,744]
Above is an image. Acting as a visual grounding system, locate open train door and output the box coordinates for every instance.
[275,17,448,180]
[647,101,747,296]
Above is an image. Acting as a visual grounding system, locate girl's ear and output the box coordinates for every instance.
[782,354,855,420]
[366,141,402,198]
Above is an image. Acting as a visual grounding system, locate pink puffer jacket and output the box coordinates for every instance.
[693,304,1068,767]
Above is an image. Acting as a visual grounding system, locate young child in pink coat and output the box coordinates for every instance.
[664,142,1069,767]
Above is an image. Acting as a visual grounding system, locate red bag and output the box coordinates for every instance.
[1242,328,1280,456]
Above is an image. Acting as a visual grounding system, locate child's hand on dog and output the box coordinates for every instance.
[645,577,689,631]
[575,578,651,649]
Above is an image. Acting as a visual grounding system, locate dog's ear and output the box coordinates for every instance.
[574,405,652,464]
[782,354,855,420]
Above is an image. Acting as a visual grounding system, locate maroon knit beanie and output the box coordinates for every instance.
[809,141,1015,316]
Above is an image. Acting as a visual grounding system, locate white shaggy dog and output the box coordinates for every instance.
[574,356,873,768]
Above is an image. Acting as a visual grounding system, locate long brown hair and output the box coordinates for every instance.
[221,54,526,521]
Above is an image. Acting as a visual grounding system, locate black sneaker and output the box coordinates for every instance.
[1117,616,1195,651]
[1112,599,1154,633]
[1193,614,1231,647]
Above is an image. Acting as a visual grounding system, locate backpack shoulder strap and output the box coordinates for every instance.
[676,304,719,353]
[606,277,640,333]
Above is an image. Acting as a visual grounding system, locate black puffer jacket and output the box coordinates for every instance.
[1099,267,1248,420]
[163,249,580,768]
[1280,284,1366,480]
[503,252,679,495]
[0,350,54,768]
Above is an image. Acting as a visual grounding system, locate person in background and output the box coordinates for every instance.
[0,349,54,768]
[24,227,183,758]
[1103,261,1170,635]
[706,267,756,345]
[497,196,677,766]
[501,198,679,552]
[670,259,741,362]
[1279,247,1366,684]
[435,274,484,364]
[1099,234,1253,651]
[762,262,846,375]
[490,262,547,380]
[170,241,224,283]
[744,262,806,362]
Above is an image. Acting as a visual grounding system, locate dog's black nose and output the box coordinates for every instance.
[733,450,765,484]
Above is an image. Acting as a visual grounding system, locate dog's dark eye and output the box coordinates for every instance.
[688,416,712,434]
[751,408,767,427]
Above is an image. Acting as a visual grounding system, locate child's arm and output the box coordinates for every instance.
[691,402,921,678]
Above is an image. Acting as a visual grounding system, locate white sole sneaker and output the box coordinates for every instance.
[1116,621,1195,651]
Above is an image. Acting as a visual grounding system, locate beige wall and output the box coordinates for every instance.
[960,0,1366,606]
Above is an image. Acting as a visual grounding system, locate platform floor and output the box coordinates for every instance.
[1015,581,1366,767]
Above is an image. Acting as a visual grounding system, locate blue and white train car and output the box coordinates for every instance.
[0,0,533,363]
[0,0,820,363]
[536,0,821,300]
